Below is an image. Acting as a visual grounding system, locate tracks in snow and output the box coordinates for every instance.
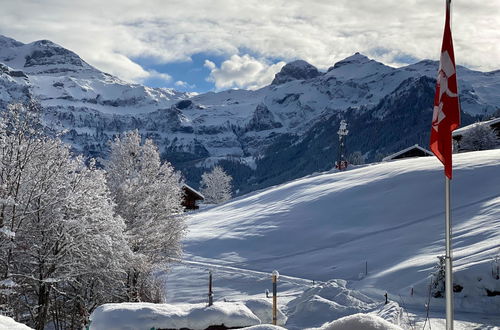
[170,258,319,287]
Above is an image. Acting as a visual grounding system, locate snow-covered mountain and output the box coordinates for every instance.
[1,35,499,193]
[0,35,189,112]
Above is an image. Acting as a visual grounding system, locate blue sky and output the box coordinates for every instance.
[135,52,224,92]
[135,51,289,93]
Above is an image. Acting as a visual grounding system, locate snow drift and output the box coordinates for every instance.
[310,313,403,330]
[0,315,33,330]
[285,280,377,328]
[244,298,287,326]
[89,302,261,330]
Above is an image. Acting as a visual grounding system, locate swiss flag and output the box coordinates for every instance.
[430,0,461,179]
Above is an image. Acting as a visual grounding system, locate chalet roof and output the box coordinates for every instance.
[382,144,433,162]
[453,117,500,137]
[183,184,204,200]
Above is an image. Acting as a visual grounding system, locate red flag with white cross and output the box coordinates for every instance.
[430,0,461,179]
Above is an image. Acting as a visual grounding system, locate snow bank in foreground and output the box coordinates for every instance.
[244,298,287,326]
[285,280,378,328]
[0,315,33,330]
[89,302,261,330]
[373,301,411,328]
[310,313,403,330]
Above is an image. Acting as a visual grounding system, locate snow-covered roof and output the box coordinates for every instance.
[453,117,500,137]
[183,183,204,199]
[382,144,433,162]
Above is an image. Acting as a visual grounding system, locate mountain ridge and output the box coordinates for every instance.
[0,34,498,193]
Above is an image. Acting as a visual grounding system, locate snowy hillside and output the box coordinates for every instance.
[175,150,500,327]
[1,34,500,193]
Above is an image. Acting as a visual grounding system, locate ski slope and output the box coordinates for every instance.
[177,150,500,326]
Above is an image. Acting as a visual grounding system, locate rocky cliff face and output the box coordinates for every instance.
[1,34,499,193]
[271,60,321,85]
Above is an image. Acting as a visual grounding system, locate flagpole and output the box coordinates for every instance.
[445,176,453,330]
[445,1,454,329]
[430,0,457,328]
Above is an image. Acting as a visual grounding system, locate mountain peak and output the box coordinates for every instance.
[329,52,372,71]
[0,35,24,48]
[325,52,395,81]
[271,60,321,85]
[32,39,59,48]
[25,39,94,74]
[0,35,94,75]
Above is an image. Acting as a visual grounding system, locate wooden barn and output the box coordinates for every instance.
[382,144,433,162]
[182,184,204,211]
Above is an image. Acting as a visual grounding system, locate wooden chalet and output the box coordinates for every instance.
[382,144,433,162]
[182,184,204,211]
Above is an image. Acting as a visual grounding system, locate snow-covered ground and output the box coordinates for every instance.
[88,301,410,330]
[0,315,33,329]
[13,149,495,329]
[90,302,263,330]
[163,150,500,329]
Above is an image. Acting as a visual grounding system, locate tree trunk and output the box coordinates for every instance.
[35,284,50,330]
[127,269,140,302]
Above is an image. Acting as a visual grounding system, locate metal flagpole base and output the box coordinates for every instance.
[445,177,454,330]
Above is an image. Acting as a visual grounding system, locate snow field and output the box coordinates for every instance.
[175,150,500,328]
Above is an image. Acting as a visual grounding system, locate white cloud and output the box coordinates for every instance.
[0,0,499,86]
[90,52,151,83]
[88,52,171,83]
[205,55,285,90]
[147,70,172,83]
[204,60,216,71]
[175,80,196,89]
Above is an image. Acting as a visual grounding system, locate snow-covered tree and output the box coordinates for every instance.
[0,103,131,329]
[105,130,186,301]
[460,124,499,151]
[493,251,500,280]
[348,151,365,165]
[200,165,233,204]
[430,256,446,298]
[51,161,131,327]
